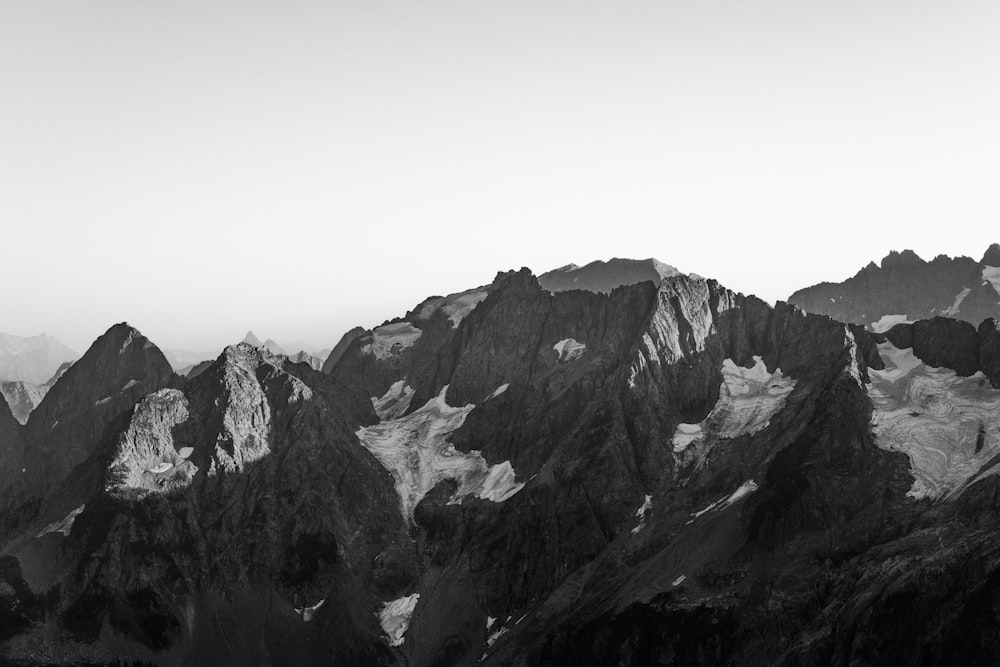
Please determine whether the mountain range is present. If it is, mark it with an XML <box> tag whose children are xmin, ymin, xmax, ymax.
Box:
<box><xmin>2</xmin><ymin>249</ymin><xmax>1000</xmax><ymax>665</ymax></box>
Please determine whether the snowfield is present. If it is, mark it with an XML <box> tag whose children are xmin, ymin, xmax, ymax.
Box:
<box><xmin>356</xmin><ymin>386</ymin><xmax>525</xmax><ymax>521</ymax></box>
<box><xmin>672</xmin><ymin>357</ymin><xmax>796</xmax><ymax>454</ymax></box>
<box><xmin>869</xmin><ymin>342</ymin><xmax>1000</xmax><ymax>500</ymax></box>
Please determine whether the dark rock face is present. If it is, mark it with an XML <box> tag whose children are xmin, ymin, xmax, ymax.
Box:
<box><xmin>537</xmin><ymin>257</ymin><xmax>680</xmax><ymax>294</ymax></box>
<box><xmin>3</xmin><ymin>269</ymin><xmax>1000</xmax><ymax>665</ymax></box>
<box><xmin>788</xmin><ymin>246</ymin><xmax>1000</xmax><ymax>328</ymax></box>
<box><xmin>885</xmin><ymin>316</ymin><xmax>1000</xmax><ymax>387</ymax></box>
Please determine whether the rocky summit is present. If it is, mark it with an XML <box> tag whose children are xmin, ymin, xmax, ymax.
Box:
<box><xmin>3</xmin><ymin>262</ymin><xmax>1000</xmax><ymax>666</ymax></box>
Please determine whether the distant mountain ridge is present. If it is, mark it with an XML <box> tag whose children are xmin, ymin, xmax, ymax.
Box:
<box><xmin>0</xmin><ymin>361</ymin><xmax>72</xmax><ymax>424</ymax></box>
<box><xmin>0</xmin><ymin>332</ymin><xmax>77</xmax><ymax>384</ymax></box>
<box><xmin>788</xmin><ymin>244</ymin><xmax>1000</xmax><ymax>330</ymax></box>
<box><xmin>537</xmin><ymin>257</ymin><xmax>680</xmax><ymax>294</ymax></box>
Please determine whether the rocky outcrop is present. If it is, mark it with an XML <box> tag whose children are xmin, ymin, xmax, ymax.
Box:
<box><xmin>538</xmin><ymin>257</ymin><xmax>680</xmax><ymax>294</ymax></box>
<box><xmin>788</xmin><ymin>246</ymin><xmax>1000</xmax><ymax>328</ymax></box>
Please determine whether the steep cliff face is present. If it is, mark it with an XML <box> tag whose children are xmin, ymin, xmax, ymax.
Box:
<box><xmin>788</xmin><ymin>246</ymin><xmax>1000</xmax><ymax>329</ymax></box>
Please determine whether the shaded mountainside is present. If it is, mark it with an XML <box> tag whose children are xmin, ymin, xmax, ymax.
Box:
<box><xmin>2</xmin><ymin>268</ymin><xmax>1000</xmax><ymax>665</ymax></box>
<box><xmin>788</xmin><ymin>245</ymin><xmax>1000</xmax><ymax>330</ymax></box>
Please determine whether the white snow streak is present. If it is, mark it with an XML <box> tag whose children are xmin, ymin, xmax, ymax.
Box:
<box><xmin>690</xmin><ymin>480</ymin><xmax>759</xmax><ymax>519</ymax></box>
<box><xmin>488</xmin><ymin>383</ymin><xmax>510</xmax><ymax>400</ymax></box>
<box><xmin>36</xmin><ymin>505</ymin><xmax>85</xmax><ymax>538</ymax></box>
<box><xmin>943</xmin><ymin>288</ymin><xmax>972</xmax><ymax>317</ymax></box>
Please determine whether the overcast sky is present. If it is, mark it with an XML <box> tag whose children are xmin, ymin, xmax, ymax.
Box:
<box><xmin>2</xmin><ymin>0</ymin><xmax>999</xmax><ymax>354</ymax></box>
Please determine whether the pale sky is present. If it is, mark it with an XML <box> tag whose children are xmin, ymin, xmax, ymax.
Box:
<box><xmin>2</xmin><ymin>1</ymin><xmax>999</xmax><ymax>354</ymax></box>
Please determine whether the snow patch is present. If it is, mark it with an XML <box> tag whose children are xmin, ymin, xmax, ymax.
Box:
<box><xmin>372</xmin><ymin>380</ymin><xmax>415</xmax><ymax>420</ymax></box>
<box><xmin>148</xmin><ymin>462</ymin><xmax>173</xmax><ymax>474</ymax></box>
<box><xmin>177</xmin><ymin>446</ymin><xmax>194</xmax><ymax>459</ymax></box>
<box><xmin>871</xmin><ymin>314</ymin><xmax>911</xmax><ymax>333</ymax></box>
<box><xmin>478</xmin><ymin>461</ymin><xmax>525</xmax><ymax>502</ymax></box>
<box><xmin>362</xmin><ymin>322</ymin><xmax>422</xmax><ymax>360</ymax></box>
<box><xmin>36</xmin><ymin>505</ymin><xmax>85</xmax><ymax>538</ymax></box>
<box><xmin>442</xmin><ymin>290</ymin><xmax>489</xmax><ymax>327</ymax></box>
<box><xmin>983</xmin><ymin>265</ymin><xmax>1000</xmax><ymax>296</ymax></box>
<box><xmin>378</xmin><ymin>594</ymin><xmax>419</xmax><ymax>647</ymax></box>
<box><xmin>488</xmin><ymin>383</ymin><xmax>510</xmax><ymax>400</ymax></box>
<box><xmin>869</xmin><ymin>341</ymin><xmax>1000</xmax><ymax>499</ymax></box>
<box><xmin>942</xmin><ymin>288</ymin><xmax>972</xmax><ymax>317</ymax></box>
<box><xmin>295</xmin><ymin>598</ymin><xmax>325</xmax><ymax>622</ymax></box>
<box><xmin>553</xmin><ymin>338</ymin><xmax>586</xmax><ymax>363</ymax></box>
<box><xmin>672</xmin><ymin>575</ymin><xmax>686</xmax><ymax>587</ymax></box>
<box><xmin>631</xmin><ymin>494</ymin><xmax>653</xmax><ymax>534</ymax></box>
<box><xmin>95</xmin><ymin>396</ymin><xmax>111</xmax><ymax>406</ymax></box>
<box><xmin>122</xmin><ymin>380</ymin><xmax>141</xmax><ymax>391</ymax></box>
<box><xmin>416</xmin><ymin>288</ymin><xmax>489</xmax><ymax>327</ymax></box>
<box><xmin>356</xmin><ymin>386</ymin><xmax>525</xmax><ymax>521</ymax></box>
<box><xmin>671</xmin><ymin>357</ymin><xmax>795</xmax><ymax>454</ymax></box>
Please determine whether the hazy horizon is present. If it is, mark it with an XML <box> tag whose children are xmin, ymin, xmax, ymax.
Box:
<box><xmin>3</xmin><ymin>1</ymin><xmax>999</xmax><ymax>353</ymax></box>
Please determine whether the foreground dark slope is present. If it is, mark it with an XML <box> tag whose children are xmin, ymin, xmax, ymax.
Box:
<box><xmin>1</xmin><ymin>269</ymin><xmax>1000</xmax><ymax>665</ymax></box>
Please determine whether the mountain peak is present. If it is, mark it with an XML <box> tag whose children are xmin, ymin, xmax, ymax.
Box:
<box><xmin>243</xmin><ymin>330</ymin><xmax>264</xmax><ymax>347</ymax></box>
<box><xmin>880</xmin><ymin>249</ymin><xmax>925</xmax><ymax>269</ymax></box>
<box><xmin>538</xmin><ymin>257</ymin><xmax>681</xmax><ymax>294</ymax></box>
<box><xmin>982</xmin><ymin>243</ymin><xmax>1000</xmax><ymax>266</ymax></box>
